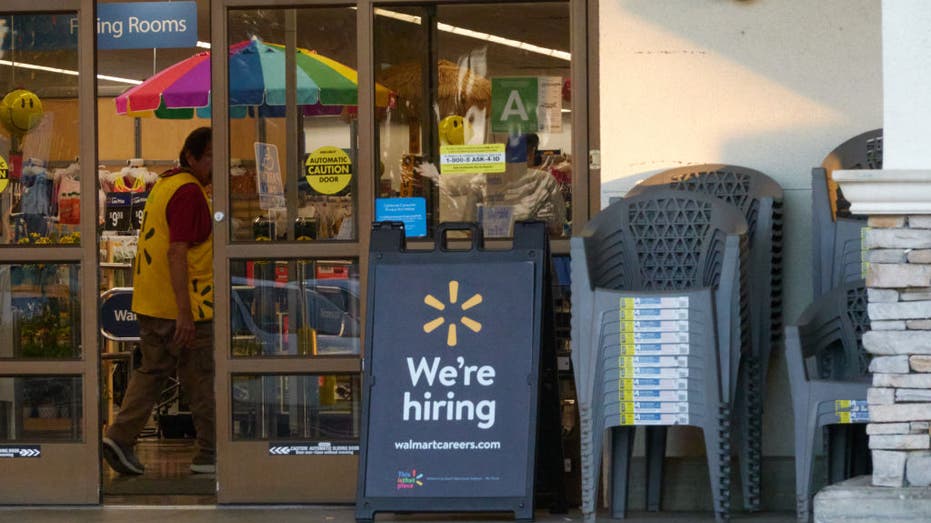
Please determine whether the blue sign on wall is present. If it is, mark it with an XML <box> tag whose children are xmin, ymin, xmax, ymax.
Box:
<box><xmin>375</xmin><ymin>198</ymin><xmax>427</xmax><ymax>238</ymax></box>
<box><xmin>0</xmin><ymin>2</ymin><xmax>197</xmax><ymax>51</ymax></box>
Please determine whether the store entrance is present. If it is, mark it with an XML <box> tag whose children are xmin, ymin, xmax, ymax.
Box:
<box><xmin>97</xmin><ymin>149</ymin><xmax>217</xmax><ymax>502</ymax></box>
<box><xmin>95</xmin><ymin>0</ymin><xmax>369</xmax><ymax>504</ymax></box>
<box><xmin>90</xmin><ymin>0</ymin><xmax>584</xmax><ymax>506</ymax></box>
<box><xmin>95</xmin><ymin>0</ymin><xmax>217</xmax><ymax>500</ymax></box>
<box><xmin>99</xmin><ymin>285</ymin><xmax>216</xmax><ymax>501</ymax></box>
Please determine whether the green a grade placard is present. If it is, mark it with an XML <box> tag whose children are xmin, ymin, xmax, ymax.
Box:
<box><xmin>491</xmin><ymin>77</ymin><xmax>538</xmax><ymax>134</ymax></box>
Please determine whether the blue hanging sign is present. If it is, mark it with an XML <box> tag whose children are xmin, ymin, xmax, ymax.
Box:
<box><xmin>0</xmin><ymin>2</ymin><xmax>197</xmax><ymax>52</ymax></box>
<box><xmin>96</xmin><ymin>2</ymin><xmax>198</xmax><ymax>50</ymax></box>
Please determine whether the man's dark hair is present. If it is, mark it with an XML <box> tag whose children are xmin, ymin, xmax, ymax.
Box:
<box><xmin>179</xmin><ymin>127</ymin><xmax>212</xmax><ymax>168</ymax></box>
<box><xmin>525</xmin><ymin>133</ymin><xmax>540</xmax><ymax>150</ymax></box>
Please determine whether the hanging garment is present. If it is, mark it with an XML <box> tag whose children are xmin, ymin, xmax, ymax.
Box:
<box><xmin>21</xmin><ymin>159</ymin><xmax>53</xmax><ymax>236</ymax></box>
<box><xmin>57</xmin><ymin>173</ymin><xmax>81</xmax><ymax>225</ymax></box>
<box><xmin>112</xmin><ymin>173</ymin><xmax>147</xmax><ymax>193</ymax></box>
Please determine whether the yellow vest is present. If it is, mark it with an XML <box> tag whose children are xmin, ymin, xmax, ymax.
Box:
<box><xmin>131</xmin><ymin>171</ymin><xmax>213</xmax><ymax>321</ymax></box>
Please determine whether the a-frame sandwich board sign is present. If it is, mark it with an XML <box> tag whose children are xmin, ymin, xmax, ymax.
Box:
<box><xmin>356</xmin><ymin>221</ymin><xmax>548</xmax><ymax>521</ymax></box>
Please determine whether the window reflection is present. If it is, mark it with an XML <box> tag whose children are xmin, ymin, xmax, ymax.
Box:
<box><xmin>227</xmin><ymin>8</ymin><xmax>363</xmax><ymax>242</ymax></box>
<box><xmin>374</xmin><ymin>3</ymin><xmax>572</xmax><ymax>239</ymax></box>
<box><xmin>230</xmin><ymin>259</ymin><xmax>360</xmax><ymax>357</ymax></box>
<box><xmin>0</xmin><ymin>263</ymin><xmax>81</xmax><ymax>359</ymax></box>
<box><xmin>232</xmin><ymin>374</ymin><xmax>360</xmax><ymax>442</ymax></box>
<box><xmin>0</xmin><ymin>376</ymin><xmax>82</xmax><ymax>442</ymax></box>
<box><xmin>1</xmin><ymin>13</ymin><xmax>82</xmax><ymax>246</ymax></box>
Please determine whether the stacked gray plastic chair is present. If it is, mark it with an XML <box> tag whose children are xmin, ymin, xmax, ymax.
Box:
<box><xmin>812</xmin><ymin>129</ymin><xmax>882</xmax><ymax>299</ymax></box>
<box><xmin>571</xmin><ymin>190</ymin><xmax>749</xmax><ymax>523</ymax></box>
<box><xmin>811</xmin><ymin>130</ymin><xmax>881</xmax><ymax>486</ymax></box>
<box><xmin>785</xmin><ymin>279</ymin><xmax>871</xmax><ymax>522</ymax></box>
<box><xmin>626</xmin><ymin>164</ymin><xmax>783</xmax><ymax>511</ymax></box>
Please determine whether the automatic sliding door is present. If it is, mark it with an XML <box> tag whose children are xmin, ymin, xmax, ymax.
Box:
<box><xmin>0</xmin><ymin>0</ymin><xmax>99</xmax><ymax>504</ymax></box>
<box><xmin>215</xmin><ymin>3</ymin><xmax>364</xmax><ymax>503</ymax></box>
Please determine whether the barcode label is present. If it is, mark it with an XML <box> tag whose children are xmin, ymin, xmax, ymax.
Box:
<box><xmin>620</xmin><ymin>412</ymin><xmax>690</xmax><ymax>426</ymax></box>
<box><xmin>621</xmin><ymin>297</ymin><xmax>690</xmax><ymax>309</ymax></box>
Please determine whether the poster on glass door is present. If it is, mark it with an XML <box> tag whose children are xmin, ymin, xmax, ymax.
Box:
<box><xmin>254</xmin><ymin>142</ymin><xmax>286</xmax><ymax>210</ymax></box>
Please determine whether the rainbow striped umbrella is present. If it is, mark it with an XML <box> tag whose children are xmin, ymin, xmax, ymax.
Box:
<box><xmin>115</xmin><ymin>38</ymin><xmax>392</xmax><ymax>119</ymax></box>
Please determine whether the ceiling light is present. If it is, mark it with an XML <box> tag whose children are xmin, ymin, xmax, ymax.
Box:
<box><xmin>0</xmin><ymin>59</ymin><xmax>142</xmax><ymax>85</ymax></box>
<box><xmin>373</xmin><ymin>8</ymin><xmax>571</xmax><ymax>61</ymax></box>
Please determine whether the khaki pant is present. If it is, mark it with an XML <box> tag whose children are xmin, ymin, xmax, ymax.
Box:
<box><xmin>107</xmin><ymin>315</ymin><xmax>215</xmax><ymax>456</ymax></box>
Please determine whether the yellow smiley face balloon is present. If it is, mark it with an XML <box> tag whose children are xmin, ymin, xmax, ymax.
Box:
<box><xmin>0</xmin><ymin>89</ymin><xmax>44</xmax><ymax>136</ymax></box>
<box><xmin>438</xmin><ymin>115</ymin><xmax>466</xmax><ymax>146</ymax></box>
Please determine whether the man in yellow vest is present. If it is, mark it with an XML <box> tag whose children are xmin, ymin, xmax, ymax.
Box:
<box><xmin>103</xmin><ymin>127</ymin><xmax>215</xmax><ymax>475</ymax></box>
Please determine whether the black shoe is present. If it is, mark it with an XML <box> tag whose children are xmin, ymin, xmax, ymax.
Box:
<box><xmin>190</xmin><ymin>451</ymin><xmax>216</xmax><ymax>474</ymax></box>
<box><xmin>102</xmin><ymin>436</ymin><xmax>145</xmax><ymax>475</ymax></box>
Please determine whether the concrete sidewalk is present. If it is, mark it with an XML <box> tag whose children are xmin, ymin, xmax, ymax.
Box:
<box><xmin>0</xmin><ymin>506</ymin><xmax>797</xmax><ymax>522</ymax></box>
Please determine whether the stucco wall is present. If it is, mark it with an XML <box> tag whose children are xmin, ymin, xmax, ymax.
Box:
<box><xmin>599</xmin><ymin>0</ymin><xmax>882</xmax><ymax>457</ymax></box>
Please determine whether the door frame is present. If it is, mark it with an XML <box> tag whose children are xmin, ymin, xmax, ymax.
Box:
<box><xmin>0</xmin><ymin>0</ymin><xmax>600</xmax><ymax>506</ymax></box>
<box><xmin>212</xmin><ymin>0</ymin><xmax>367</xmax><ymax>503</ymax></box>
<box><xmin>0</xmin><ymin>0</ymin><xmax>99</xmax><ymax>504</ymax></box>
<box><xmin>211</xmin><ymin>0</ymin><xmax>595</xmax><ymax>503</ymax></box>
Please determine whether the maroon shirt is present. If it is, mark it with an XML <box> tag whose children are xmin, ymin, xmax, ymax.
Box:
<box><xmin>166</xmin><ymin>182</ymin><xmax>212</xmax><ymax>244</ymax></box>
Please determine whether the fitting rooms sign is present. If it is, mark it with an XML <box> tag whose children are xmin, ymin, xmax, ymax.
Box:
<box><xmin>0</xmin><ymin>2</ymin><xmax>196</xmax><ymax>51</ymax></box>
<box><xmin>93</xmin><ymin>2</ymin><xmax>197</xmax><ymax>49</ymax></box>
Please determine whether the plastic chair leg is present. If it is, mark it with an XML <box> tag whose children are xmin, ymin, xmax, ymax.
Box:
<box><xmin>703</xmin><ymin>403</ymin><xmax>732</xmax><ymax>523</ymax></box>
<box><xmin>610</xmin><ymin>426</ymin><xmax>635</xmax><ymax>518</ymax></box>
<box><xmin>579</xmin><ymin>404</ymin><xmax>598</xmax><ymax>520</ymax></box>
<box><xmin>645</xmin><ymin>426</ymin><xmax>667</xmax><ymax>512</ymax></box>
<box><xmin>795</xmin><ymin>406</ymin><xmax>819</xmax><ymax>523</ymax></box>
<box><xmin>736</xmin><ymin>357</ymin><xmax>763</xmax><ymax>511</ymax></box>
<box><xmin>827</xmin><ymin>425</ymin><xmax>851</xmax><ymax>484</ymax></box>
<box><xmin>850</xmin><ymin>425</ymin><xmax>872</xmax><ymax>477</ymax></box>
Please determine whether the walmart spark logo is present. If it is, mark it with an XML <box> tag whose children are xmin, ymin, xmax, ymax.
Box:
<box><xmin>423</xmin><ymin>280</ymin><xmax>483</xmax><ymax>347</ymax></box>
<box><xmin>397</xmin><ymin>469</ymin><xmax>424</xmax><ymax>489</ymax></box>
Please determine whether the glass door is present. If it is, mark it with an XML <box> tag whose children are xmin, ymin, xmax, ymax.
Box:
<box><xmin>373</xmin><ymin>2</ymin><xmax>577</xmax><ymax>243</ymax></box>
<box><xmin>0</xmin><ymin>0</ymin><xmax>100</xmax><ymax>504</ymax></box>
<box><xmin>211</xmin><ymin>0</ymin><xmax>587</xmax><ymax>504</ymax></box>
<box><xmin>214</xmin><ymin>0</ymin><xmax>366</xmax><ymax>503</ymax></box>
<box><xmin>95</xmin><ymin>0</ymin><xmax>217</xmax><ymax>500</ymax></box>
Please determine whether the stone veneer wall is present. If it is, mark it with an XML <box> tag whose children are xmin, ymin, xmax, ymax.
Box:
<box><xmin>864</xmin><ymin>215</ymin><xmax>931</xmax><ymax>487</ymax></box>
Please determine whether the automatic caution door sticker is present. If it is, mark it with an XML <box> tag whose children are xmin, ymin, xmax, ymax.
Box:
<box><xmin>0</xmin><ymin>155</ymin><xmax>9</xmax><ymax>194</ymax></box>
<box><xmin>305</xmin><ymin>145</ymin><xmax>352</xmax><ymax>194</ymax></box>
<box><xmin>269</xmin><ymin>442</ymin><xmax>359</xmax><ymax>456</ymax></box>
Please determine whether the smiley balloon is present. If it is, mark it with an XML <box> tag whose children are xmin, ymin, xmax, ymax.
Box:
<box><xmin>438</xmin><ymin>115</ymin><xmax>466</xmax><ymax>146</ymax></box>
<box><xmin>0</xmin><ymin>89</ymin><xmax>44</xmax><ymax>136</ymax></box>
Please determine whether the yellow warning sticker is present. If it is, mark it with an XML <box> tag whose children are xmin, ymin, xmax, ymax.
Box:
<box><xmin>439</xmin><ymin>144</ymin><xmax>505</xmax><ymax>174</ymax></box>
<box><xmin>0</xmin><ymin>155</ymin><xmax>8</xmax><ymax>194</ymax></box>
<box><xmin>305</xmin><ymin>146</ymin><xmax>352</xmax><ymax>194</ymax></box>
